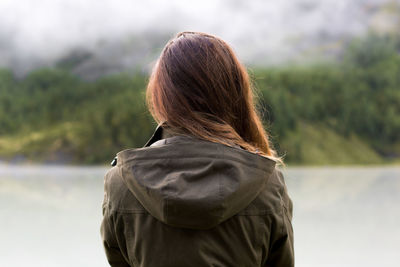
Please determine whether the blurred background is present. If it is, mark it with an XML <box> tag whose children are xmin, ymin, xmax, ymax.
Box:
<box><xmin>0</xmin><ymin>0</ymin><xmax>399</xmax><ymax>266</ymax></box>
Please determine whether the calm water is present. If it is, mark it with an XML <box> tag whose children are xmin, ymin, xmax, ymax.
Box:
<box><xmin>0</xmin><ymin>164</ymin><xmax>399</xmax><ymax>267</ymax></box>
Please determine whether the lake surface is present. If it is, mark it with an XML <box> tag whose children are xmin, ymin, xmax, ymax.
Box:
<box><xmin>0</xmin><ymin>164</ymin><xmax>399</xmax><ymax>267</ymax></box>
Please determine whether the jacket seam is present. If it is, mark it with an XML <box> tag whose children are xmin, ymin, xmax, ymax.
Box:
<box><xmin>257</xmin><ymin>215</ymin><xmax>264</xmax><ymax>266</ymax></box>
<box><xmin>122</xmin><ymin>155</ymin><xmax>274</xmax><ymax>172</ymax></box>
<box><xmin>218</xmin><ymin>144</ymin><xmax>224</xmax><ymax>221</ymax></box>
<box><xmin>111</xmin><ymin>210</ymin><xmax>282</xmax><ymax>217</ymax></box>
<box><xmin>279</xmin><ymin>184</ymin><xmax>286</xmax><ymax>235</ymax></box>
<box><xmin>237</xmin><ymin>209</ymin><xmax>279</xmax><ymax>216</ymax></box>
<box><xmin>110</xmin><ymin>209</ymin><xmax>148</xmax><ymax>214</ymax></box>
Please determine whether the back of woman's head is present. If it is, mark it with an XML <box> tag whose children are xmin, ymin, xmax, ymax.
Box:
<box><xmin>147</xmin><ymin>31</ymin><xmax>280</xmax><ymax>162</ymax></box>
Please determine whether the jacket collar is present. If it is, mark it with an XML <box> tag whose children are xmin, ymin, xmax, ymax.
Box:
<box><xmin>143</xmin><ymin>124</ymin><xmax>164</xmax><ymax>147</ymax></box>
<box><xmin>111</xmin><ymin>124</ymin><xmax>183</xmax><ymax>166</ymax></box>
<box><xmin>143</xmin><ymin>123</ymin><xmax>183</xmax><ymax>147</ymax></box>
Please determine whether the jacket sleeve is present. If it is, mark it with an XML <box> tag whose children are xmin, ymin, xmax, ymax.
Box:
<box><xmin>101</xmin><ymin>170</ymin><xmax>130</xmax><ymax>267</ymax></box>
<box><xmin>263</xmin><ymin>170</ymin><xmax>295</xmax><ymax>267</ymax></box>
<box><xmin>263</xmin><ymin>208</ymin><xmax>294</xmax><ymax>267</ymax></box>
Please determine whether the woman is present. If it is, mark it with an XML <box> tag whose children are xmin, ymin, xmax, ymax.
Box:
<box><xmin>101</xmin><ymin>31</ymin><xmax>294</xmax><ymax>267</ymax></box>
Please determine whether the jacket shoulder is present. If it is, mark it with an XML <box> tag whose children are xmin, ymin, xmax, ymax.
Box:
<box><xmin>248</xmin><ymin>168</ymin><xmax>294</xmax><ymax>267</ymax></box>
<box><xmin>103</xmin><ymin>166</ymin><xmax>146</xmax><ymax>213</ymax></box>
<box><xmin>238</xmin><ymin>168</ymin><xmax>292</xmax><ymax>217</ymax></box>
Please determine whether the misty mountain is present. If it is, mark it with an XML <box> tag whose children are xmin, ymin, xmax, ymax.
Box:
<box><xmin>54</xmin><ymin>31</ymin><xmax>170</xmax><ymax>80</ymax></box>
<box><xmin>0</xmin><ymin>0</ymin><xmax>399</xmax><ymax>79</ymax></box>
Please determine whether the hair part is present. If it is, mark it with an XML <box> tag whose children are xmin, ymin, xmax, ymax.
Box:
<box><xmin>146</xmin><ymin>31</ymin><xmax>282</xmax><ymax>164</ymax></box>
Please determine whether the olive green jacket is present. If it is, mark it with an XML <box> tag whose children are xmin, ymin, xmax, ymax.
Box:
<box><xmin>101</xmin><ymin>125</ymin><xmax>294</xmax><ymax>267</ymax></box>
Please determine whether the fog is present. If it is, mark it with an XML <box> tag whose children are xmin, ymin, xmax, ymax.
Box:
<box><xmin>0</xmin><ymin>0</ymin><xmax>398</xmax><ymax>77</ymax></box>
<box><xmin>1</xmin><ymin>165</ymin><xmax>399</xmax><ymax>266</ymax></box>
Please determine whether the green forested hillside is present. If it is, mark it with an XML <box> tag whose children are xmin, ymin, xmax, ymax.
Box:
<box><xmin>0</xmin><ymin>34</ymin><xmax>399</xmax><ymax>165</ymax></box>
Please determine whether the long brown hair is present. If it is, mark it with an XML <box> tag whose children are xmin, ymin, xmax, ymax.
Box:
<box><xmin>146</xmin><ymin>31</ymin><xmax>280</xmax><ymax>162</ymax></box>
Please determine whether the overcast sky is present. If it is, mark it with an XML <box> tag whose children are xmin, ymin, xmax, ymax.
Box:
<box><xmin>0</xmin><ymin>0</ymin><xmax>398</xmax><ymax>75</ymax></box>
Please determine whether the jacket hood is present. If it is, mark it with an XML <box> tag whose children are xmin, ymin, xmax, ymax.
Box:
<box><xmin>116</xmin><ymin>127</ymin><xmax>276</xmax><ymax>230</ymax></box>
